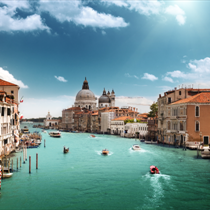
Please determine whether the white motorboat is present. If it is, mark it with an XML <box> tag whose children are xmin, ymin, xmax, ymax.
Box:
<box><xmin>42</xmin><ymin>130</ymin><xmax>47</xmax><ymax>133</ymax></box>
<box><xmin>3</xmin><ymin>173</ymin><xmax>13</xmax><ymax>178</ymax></box>
<box><xmin>132</xmin><ymin>144</ymin><xmax>141</xmax><ymax>150</ymax></box>
<box><xmin>21</xmin><ymin>126</ymin><xmax>30</xmax><ymax>134</ymax></box>
<box><xmin>49</xmin><ymin>131</ymin><xmax>61</xmax><ymax>138</ymax></box>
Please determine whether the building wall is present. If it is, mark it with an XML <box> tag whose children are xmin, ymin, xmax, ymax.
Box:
<box><xmin>187</xmin><ymin>105</ymin><xmax>210</xmax><ymax>143</ymax></box>
<box><xmin>0</xmin><ymin>86</ymin><xmax>19</xmax><ymax>103</ymax></box>
<box><xmin>101</xmin><ymin>112</ymin><xmax>115</xmax><ymax>132</ymax></box>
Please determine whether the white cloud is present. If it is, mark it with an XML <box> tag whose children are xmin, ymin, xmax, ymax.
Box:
<box><xmin>115</xmin><ymin>96</ymin><xmax>154</xmax><ymax>113</ymax></box>
<box><xmin>188</xmin><ymin>57</ymin><xmax>210</xmax><ymax>73</ymax></box>
<box><xmin>19</xmin><ymin>95</ymin><xmax>75</xmax><ymax>118</ymax></box>
<box><xmin>0</xmin><ymin>1</ymin><xmax>49</xmax><ymax>32</ymax></box>
<box><xmin>55</xmin><ymin>76</ymin><xmax>67</xmax><ymax>82</ymax></box>
<box><xmin>165</xmin><ymin>5</ymin><xmax>186</xmax><ymax>25</ymax></box>
<box><xmin>39</xmin><ymin>0</ymin><xmax>129</xmax><ymax>29</ymax></box>
<box><xmin>125</xmin><ymin>73</ymin><xmax>139</xmax><ymax>79</ymax></box>
<box><xmin>142</xmin><ymin>73</ymin><xmax>158</xmax><ymax>81</ymax></box>
<box><xmin>102</xmin><ymin>0</ymin><xmax>163</xmax><ymax>15</ymax></box>
<box><xmin>163</xmin><ymin>76</ymin><xmax>174</xmax><ymax>83</ymax></box>
<box><xmin>0</xmin><ymin>67</ymin><xmax>28</xmax><ymax>88</ymax></box>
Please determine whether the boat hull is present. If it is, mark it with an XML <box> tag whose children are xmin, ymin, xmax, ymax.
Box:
<box><xmin>150</xmin><ymin>165</ymin><xmax>159</xmax><ymax>174</ymax></box>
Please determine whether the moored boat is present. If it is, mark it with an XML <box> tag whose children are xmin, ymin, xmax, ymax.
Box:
<box><xmin>90</xmin><ymin>135</ymin><xmax>95</xmax><ymax>138</ymax></box>
<box><xmin>132</xmin><ymin>144</ymin><xmax>141</xmax><ymax>150</ymax></box>
<box><xmin>150</xmin><ymin>165</ymin><xmax>159</xmax><ymax>174</ymax></box>
<box><xmin>3</xmin><ymin>173</ymin><xmax>13</xmax><ymax>178</ymax></box>
<box><xmin>102</xmin><ymin>149</ymin><xmax>109</xmax><ymax>155</ymax></box>
<box><xmin>49</xmin><ymin>131</ymin><xmax>61</xmax><ymax>138</ymax></box>
<box><xmin>21</xmin><ymin>126</ymin><xmax>30</xmax><ymax>134</ymax></box>
<box><xmin>145</xmin><ymin>140</ymin><xmax>157</xmax><ymax>144</ymax></box>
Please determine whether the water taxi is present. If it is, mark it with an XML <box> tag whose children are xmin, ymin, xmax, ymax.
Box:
<box><xmin>21</xmin><ymin>126</ymin><xmax>30</xmax><ymax>134</ymax></box>
<box><xmin>49</xmin><ymin>131</ymin><xmax>61</xmax><ymax>138</ymax></box>
<box><xmin>3</xmin><ymin>173</ymin><xmax>13</xmax><ymax>178</ymax></box>
<box><xmin>132</xmin><ymin>144</ymin><xmax>141</xmax><ymax>150</ymax></box>
<box><xmin>101</xmin><ymin>149</ymin><xmax>109</xmax><ymax>155</ymax></box>
<box><xmin>90</xmin><ymin>135</ymin><xmax>95</xmax><ymax>138</ymax></box>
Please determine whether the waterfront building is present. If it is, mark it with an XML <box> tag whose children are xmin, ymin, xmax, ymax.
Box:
<box><xmin>74</xmin><ymin>78</ymin><xmax>97</xmax><ymax>110</ymax></box>
<box><xmin>147</xmin><ymin>117</ymin><xmax>158</xmax><ymax>141</ymax></box>
<box><xmin>165</xmin><ymin>92</ymin><xmax>210</xmax><ymax>146</ymax></box>
<box><xmin>110</xmin><ymin>116</ymin><xmax>133</xmax><ymax>136</ymax></box>
<box><xmin>44</xmin><ymin>112</ymin><xmax>60</xmax><ymax>127</ymax></box>
<box><xmin>91</xmin><ymin>111</ymin><xmax>100</xmax><ymax>133</ymax></box>
<box><xmin>101</xmin><ymin>111</ymin><xmax>115</xmax><ymax>133</ymax></box>
<box><xmin>157</xmin><ymin>87</ymin><xmax>210</xmax><ymax>143</ymax></box>
<box><xmin>125</xmin><ymin>122</ymin><xmax>148</xmax><ymax>138</ymax></box>
<box><xmin>0</xmin><ymin>90</ymin><xmax>17</xmax><ymax>156</ymax></box>
<box><xmin>98</xmin><ymin>89</ymin><xmax>115</xmax><ymax>108</ymax></box>
<box><xmin>62</xmin><ymin>107</ymin><xmax>81</xmax><ymax>130</ymax></box>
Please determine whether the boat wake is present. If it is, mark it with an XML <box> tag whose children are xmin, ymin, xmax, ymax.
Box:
<box><xmin>129</xmin><ymin>148</ymin><xmax>149</xmax><ymax>153</ymax></box>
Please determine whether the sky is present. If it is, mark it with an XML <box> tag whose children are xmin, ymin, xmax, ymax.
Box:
<box><xmin>1</xmin><ymin>0</ymin><xmax>210</xmax><ymax>118</ymax></box>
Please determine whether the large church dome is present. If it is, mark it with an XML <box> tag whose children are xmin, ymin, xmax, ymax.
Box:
<box><xmin>74</xmin><ymin>77</ymin><xmax>97</xmax><ymax>110</ymax></box>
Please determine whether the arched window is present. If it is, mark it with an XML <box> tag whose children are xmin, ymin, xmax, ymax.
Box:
<box><xmin>196</xmin><ymin>121</ymin><xmax>199</xmax><ymax>131</ymax></box>
<box><xmin>180</xmin><ymin>121</ymin><xmax>183</xmax><ymax>131</ymax></box>
<box><xmin>196</xmin><ymin>106</ymin><xmax>199</xmax><ymax>117</ymax></box>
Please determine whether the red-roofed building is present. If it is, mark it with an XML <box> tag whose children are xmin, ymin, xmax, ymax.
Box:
<box><xmin>158</xmin><ymin>87</ymin><xmax>210</xmax><ymax>144</ymax></box>
<box><xmin>164</xmin><ymin>92</ymin><xmax>210</xmax><ymax>146</ymax></box>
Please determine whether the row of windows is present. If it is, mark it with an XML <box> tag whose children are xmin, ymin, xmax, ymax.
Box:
<box><xmin>1</xmin><ymin>107</ymin><xmax>13</xmax><ymax>116</ymax></box>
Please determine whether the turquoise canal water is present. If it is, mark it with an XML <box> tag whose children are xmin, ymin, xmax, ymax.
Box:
<box><xmin>1</xmin><ymin>124</ymin><xmax>210</xmax><ymax>209</ymax></box>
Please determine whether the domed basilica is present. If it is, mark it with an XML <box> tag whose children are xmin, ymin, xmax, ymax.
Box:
<box><xmin>74</xmin><ymin>78</ymin><xmax>115</xmax><ymax>110</ymax></box>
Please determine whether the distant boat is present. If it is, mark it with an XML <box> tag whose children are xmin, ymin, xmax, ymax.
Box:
<box><xmin>63</xmin><ymin>147</ymin><xmax>69</xmax><ymax>154</ymax></box>
<box><xmin>49</xmin><ymin>131</ymin><xmax>61</xmax><ymax>138</ymax></box>
<box><xmin>145</xmin><ymin>140</ymin><xmax>157</xmax><ymax>144</ymax></box>
<box><xmin>132</xmin><ymin>144</ymin><xmax>141</xmax><ymax>150</ymax></box>
<box><xmin>90</xmin><ymin>135</ymin><xmax>95</xmax><ymax>138</ymax></box>
<box><xmin>101</xmin><ymin>149</ymin><xmax>109</xmax><ymax>155</ymax></box>
<box><xmin>21</xmin><ymin>126</ymin><xmax>30</xmax><ymax>134</ymax></box>
<box><xmin>150</xmin><ymin>165</ymin><xmax>159</xmax><ymax>174</ymax></box>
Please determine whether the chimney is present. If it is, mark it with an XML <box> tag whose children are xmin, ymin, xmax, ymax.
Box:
<box><xmin>159</xmin><ymin>94</ymin><xmax>161</xmax><ymax>98</ymax></box>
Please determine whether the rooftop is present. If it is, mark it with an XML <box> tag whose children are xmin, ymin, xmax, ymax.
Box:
<box><xmin>171</xmin><ymin>92</ymin><xmax>210</xmax><ymax>105</ymax></box>
<box><xmin>0</xmin><ymin>79</ymin><xmax>18</xmax><ymax>86</ymax></box>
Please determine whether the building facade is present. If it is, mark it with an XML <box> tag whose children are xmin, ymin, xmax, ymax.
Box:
<box><xmin>44</xmin><ymin>112</ymin><xmax>60</xmax><ymax>127</ymax></box>
<box><xmin>157</xmin><ymin>87</ymin><xmax>210</xmax><ymax>143</ymax></box>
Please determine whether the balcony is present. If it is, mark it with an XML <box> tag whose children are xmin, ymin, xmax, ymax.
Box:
<box><xmin>170</xmin><ymin>116</ymin><xmax>177</xmax><ymax>120</ymax></box>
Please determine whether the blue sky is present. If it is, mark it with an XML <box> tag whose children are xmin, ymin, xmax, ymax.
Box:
<box><xmin>0</xmin><ymin>0</ymin><xmax>210</xmax><ymax>118</ymax></box>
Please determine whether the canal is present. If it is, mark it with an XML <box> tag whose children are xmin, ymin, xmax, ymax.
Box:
<box><xmin>1</xmin><ymin>124</ymin><xmax>210</xmax><ymax>209</ymax></box>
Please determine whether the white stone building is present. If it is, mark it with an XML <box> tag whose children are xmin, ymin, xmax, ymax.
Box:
<box><xmin>125</xmin><ymin>123</ymin><xmax>148</xmax><ymax>138</ymax></box>
<box><xmin>0</xmin><ymin>91</ymin><xmax>16</xmax><ymax>156</ymax></box>
<box><xmin>101</xmin><ymin>111</ymin><xmax>115</xmax><ymax>133</ymax></box>
<box><xmin>44</xmin><ymin>112</ymin><xmax>59</xmax><ymax>127</ymax></box>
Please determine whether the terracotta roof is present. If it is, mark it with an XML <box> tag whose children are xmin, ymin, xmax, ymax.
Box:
<box><xmin>112</xmin><ymin>116</ymin><xmax>133</xmax><ymax>121</ymax></box>
<box><xmin>171</xmin><ymin>93</ymin><xmax>210</xmax><ymax>105</ymax></box>
<box><xmin>75</xmin><ymin>111</ymin><xmax>83</xmax><ymax>115</ymax></box>
<box><xmin>0</xmin><ymin>79</ymin><xmax>18</xmax><ymax>86</ymax></box>
<box><xmin>92</xmin><ymin>112</ymin><xmax>98</xmax><ymax>116</ymax></box>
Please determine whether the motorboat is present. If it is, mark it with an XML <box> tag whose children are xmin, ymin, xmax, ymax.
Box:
<box><xmin>150</xmin><ymin>165</ymin><xmax>159</xmax><ymax>174</ymax></box>
<box><xmin>21</xmin><ymin>126</ymin><xmax>30</xmax><ymax>134</ymax></box>
<box><xmin>3</xmin><ymin>173</ymin><xmax>13</xmax><ymax>178</ymax></box>
<box><xmin>63</xmin><ymin>147</ymin><xmax>69</xmax><ymax>154</ymax></box>
<box><xmin>102</xmin><ymin>149</ymin><xmax>109</xmax><ymax>155</ymax></box>
<box><xmin>132</xmin><ymin>144</ymin><xmax>141</xmax><ymax>150</ymax></box>
<box><xmin>140</xmin><ymin>139</ymin><xmax>145</xmax><ymax>142</ymax></box>
<box><xmin>90</xmin><ymin>135</ymin><xmax>95</xmax><ymax>138</ymax></box>
<box><xmin>49</xmin><ymin>131</ymin><xmax>61</xmax><ymax>138</ymax></box>
<box><xmin>42</xmin><ymin>130</ymin><xmax>47</xmax><ymax>133</ymax></box>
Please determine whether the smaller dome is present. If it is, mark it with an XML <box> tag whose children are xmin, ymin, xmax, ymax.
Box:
<box><xmin>99</xmin><ymin>88</ymin><xmax>111</xmax><ymax>103</ymax></box>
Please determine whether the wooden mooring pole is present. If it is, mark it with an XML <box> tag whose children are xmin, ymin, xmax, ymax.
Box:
<box><xmin>23</xmin><ymin>145</ymin><xmax>25</xmax><ymax>164</ymax></box>
<box><xmin>12</xmin><ymin>159</ymin><xmax>13</xmax><ymax>172</ymax></box>
<box><xmin>17</xmin><ymin>158</ymin><xmax>18</xmax><ymax>170</ymax></box>
<box><xmin>197</xmin><ymin>145</ymin><xmax>199</xmax><ymax>158</ymax></box>
<box><xmin>44</xmin><ymin>139</ymin><xmax>46</xmax><ymax>148</ymax></box>
<box><xmin>29</xmin><ymin>156</ymin><xmax>31</xmax><ymax>174</ymax></box>
<box><xmin>36</xmin><ymin>153</ymin><xmax>38</xmax><ymax>169</ymax></box>
<box><xmin>8</xmin><ymin>160</ymin><xmax>10</xmax><ymax>173</ymax></box>
<box><xmin>0</xmin><ymin>165</ymin><xmax>2</xmax><ymax>189</ymax></box>
<box><xmin>20</xmin><ymin>156</ymin><xmax>22</xmax><ymax>167</ymax></box>
<box><xmin>26</xmin><ymin>145</ymin><xmax>27</xmax><ymax>161</ymax></box>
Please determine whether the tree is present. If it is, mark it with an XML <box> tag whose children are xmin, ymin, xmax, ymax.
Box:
<box><xmin>148</xmin><ymin>102</ymin><xmax>158</xmax><ymax>118</ymax></box>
